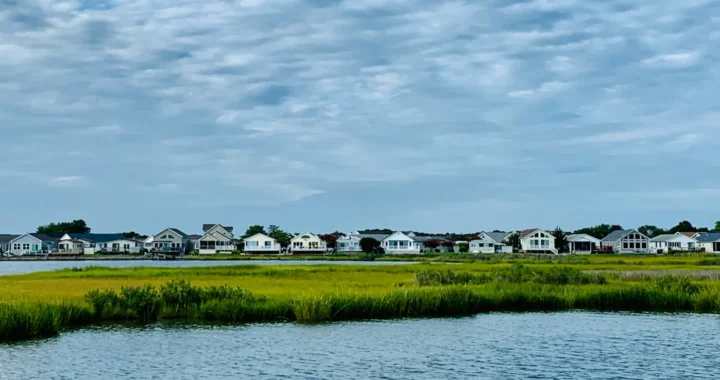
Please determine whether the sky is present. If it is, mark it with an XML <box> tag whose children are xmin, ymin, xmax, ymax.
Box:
<box><xmin>1</xmin><ymin>0</ymin><xmax>719</xmax><ymax>236</ymax></box>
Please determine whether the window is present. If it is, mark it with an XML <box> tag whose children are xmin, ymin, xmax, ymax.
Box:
<box><xmin>264</xmin><ymin>241</ymin><xmax>272</xmax><ymax>247</ymax></box>
<box><xmin>14</xmin><ymin>243</ymin><xmax>20</xmax><ymax>250</ymax></box>
<box><xmin>23</xmin><ymin>243</ymin><xmax>30</xmax><ymax>250</ymax></box>
<box><xmin>629</xmin><ymin>242</ymin><xmax>635</xmax><ymax>249</ymax></box>
<box><xmin>541</xmin><ymin>240</ymin><xmax>549</xmax><ymax>247</ymax></box>
<box><xmin>623</xmin><ymin>242</ymin><xmax>628</xmax><ymax>249</ymax></box>
<box><xmin>479</xmin><ymin>243</ymin><xmax>485</xmax><ymax>247</ymax></box>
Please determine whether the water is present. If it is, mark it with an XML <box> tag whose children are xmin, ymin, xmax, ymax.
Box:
<box><xmin>0</xmin><ymin>259</ymin><xmax>414</xmax><ymax>275</ymax></box>
<box><xmin>2</xmin><ymin>312</ymin><xmax>719</xmax><ymax>379</ymax></box>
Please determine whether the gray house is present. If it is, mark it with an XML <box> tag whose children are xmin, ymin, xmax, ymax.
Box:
<box><xmin>600</xmin><ymin>229</ymin><xmax>651</xmax><ymax>254</ymax></box>
<box><xmin>151</xmin><ymin>228</ymin><xmax>189</xmax><ymax>253</ymax></box>
<box><xmin>8</xmin><ymin>233</ymin><xmax>59</xmax><ymax>255</ymax></box>
<box><xmin>0</xmin><ymin>234</ymin><xmax>19</xmax><ymax>254</ymax></box>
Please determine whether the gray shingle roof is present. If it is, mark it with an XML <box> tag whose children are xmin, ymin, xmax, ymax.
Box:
<box><xmin>484</xmin><ymin>232</ymin><xmax>511</xmax><ymax>242</ymax></box>
<box><xmin>650</xmin><ymin>234</ymin><xmax>688</xmax><ymax>242</ymax></box>
<box><xmin>357</xmin><ymin>234</ymin><xmax>389</xmax><ymax>241</ymax></box>
<box><xmin>29</xmin><ymin>233</ymin><xmax>59</xmax><ymax>241</ymax></box>
<box><xmin>601</xmin><ymin>229</ymin><xmax>634</xmax><ymax>241</ymax></box>
<box><xmin>169</xmin><ymin>228</ymin><xmax>188</xmax><ymax>237</ymax></box>
<box><xmin>202</xmin><ymin>224</ymin><xmax>234</xmax><ymax>234</ymax></box>
<box><xmin>66</xmin><ymin>233</ymin><xmax>126</xmax><ymax>243</ymax></box>
<box><xmin>0</xmin><ymin>234</ymin><xmax>19</xmax><ymax>243</ymax></box>
<box><xmin>696</xmin><ymin>233</ymin><xmax>720</xmax><ymax>243</ymax></box>
<box><xmin>566</xmin><ymin>234</ymin><xmax>600</xmax><ymax>242</ymax></box>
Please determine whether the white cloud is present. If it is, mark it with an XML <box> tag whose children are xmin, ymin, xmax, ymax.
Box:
<box><xmin>643</xmin><ymin>52</ymin><xmax>702</xmax><ymax>68</ymax></box>
<box><xmin>49</xmin><ymin>176</ymin><xmax>85</xmax><ymax>187</ymax></box>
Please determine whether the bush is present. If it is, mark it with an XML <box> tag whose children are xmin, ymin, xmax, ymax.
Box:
<box><xmin>653</xmin><ymin>276</ymin><xmax>704</xmax><ymax>295</ymax></box>
<box><xmin>415</xmin><ymin>270</ymin><xmax>492</xmax><ymax>286</ymax></box>
<box><xmin>120</xmin><ymin>285</ymin><xmax>162</xmax><ymax>322</ymax></box>
<box><xmin>458</xmin><ymin>243</ymin><xmax>469</xmax><ymax>253</ymax></box>
<box><xmin>231</xmin><ymin>250</ymin><xmax>242</xmax><ymax>255</ymax></box>
<box><xmin>85</xmin><ymin>289</ymin><xmax>122</xmax><ymax>318</ymax></box>
<box><xmin>160</xmin><ymin>280</ymin><xmax>204</xmax><ymax>315</ymax></box>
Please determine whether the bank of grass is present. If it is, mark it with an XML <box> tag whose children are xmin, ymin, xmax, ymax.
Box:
<box><xmin>1</xmin><ymin>260</ymin><xmax>720</xmax><ymax>341</ymax></box>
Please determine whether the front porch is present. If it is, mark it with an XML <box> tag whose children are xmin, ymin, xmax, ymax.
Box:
<box><xmin>569</xmin><ymin>241</ymin><xmax>596</xmax><ymax>253</ymax></box>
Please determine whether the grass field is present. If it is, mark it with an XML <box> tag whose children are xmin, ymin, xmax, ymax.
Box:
<box><xmin>1</xmin><ymin>254</ymin><xmax>720</xmax><ymax>341</ymax></box>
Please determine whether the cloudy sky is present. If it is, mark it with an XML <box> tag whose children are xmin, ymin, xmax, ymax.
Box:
<box><xmin>1</xmin><ymin>0</ymin><xmax>719</xmax><ymax>235</ymax></box>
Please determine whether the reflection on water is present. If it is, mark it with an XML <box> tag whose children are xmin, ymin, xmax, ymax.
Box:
<box><xmin>1</xmin><ymin>312</ymin><xmax>719</xmax><ymax>379</ymax></box>
<box><xmin>0</xmin><ymin>259</ymin><xmax>414</xmax><ymax>275</ymax></box>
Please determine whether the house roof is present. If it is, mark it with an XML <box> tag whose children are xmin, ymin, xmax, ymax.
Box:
<box><xmin>484</xmin><ymin>232</ymin><xmax>511</xmax><ymax>242</ymax></box>
<box><xmin>519</xmin><ymin>229</ymin><xmax>540</xmax><ymax>238</ymax></box>
<box><xmin>601</xmin><ymin>229</ymin><xmax>635</xmax><ymax>241</ymax></box>
<box><xmin>65</xmin><ymin>233</ymin><xmax>126</xmax><ymax>243</ymax></box>
<box><xmin>356</xmin><ymin>233</ymin><xmax>389</xmax><ymax>241</ymax></box>
<box><xmin>168</xmin><ymin>228</ymin><xmax>188</xmax><ymax>237</ymax></box>
<box><xmin>677</xmin><ymin>232</ymin><xmax>698</xmax><ymax>237</ymax></box>
<box><xmin>696</xmin><ymin>233</ymin><xmax>720</xmax><ymax>243</ymax></box>
<box><xmin>243</xmin><ymin>233</ymin><xmax>276</xmax><ymax>241</ymax></box>
<box><xmin>29</xmin><ymin>233</ymin><xmax>59</xmax><ymax>242</ymax></box>
<box><xmin>650</xmin><ymin>234</ymin><xmax>690</xmax><ymax>242</ymax></box>
<box><xmin>202</xmin><ymin>224</ymin><xmax>234</xmax><ymax>234</ymax></box>
<box><xmin>0</xmin><ymin>234</ymin><xmax>19</xmax><ymax>243</ymax></box>
<box><xmin>566</xmin><ymin>234</ymin><xmax>600</xmax><ymax>242</ymax></box>
<box><xmin>188</xmin><ymin>234</ymin><xmax>202</xmax><ymax>240</ymax></box>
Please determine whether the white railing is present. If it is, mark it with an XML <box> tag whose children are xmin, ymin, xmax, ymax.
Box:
<box><xmin>245</xmin><ymin>245</ymin><xmax>281</xmax><ymax>251</ymax></box>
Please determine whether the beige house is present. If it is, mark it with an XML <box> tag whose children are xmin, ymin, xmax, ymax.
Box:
<box><xmin>243</xmin><ymin>233</ymin><xmax>282</xmax><ymax>254</ymax></box>
<box><xmin>197</xmin><ymin>224</ymin><xmax>235</xmax><ymax>254</ymax></box>
<box><xmin>290</xmin><ymin>232</ymin><xmax>327</xmax><ymax>255</ymax></box>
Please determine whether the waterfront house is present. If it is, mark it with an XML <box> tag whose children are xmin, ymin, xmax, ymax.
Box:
<box><xmin>696</xmin><ymin>233</ymin><xmax>720</xmax><ymax>253</ymax></box>
<box><xmin>151</xmin><ymin>228</ymin><xmax>189</xmax><ymax>253</ymax></box>
<box><xmin>600</xmin><ymin>229</ymin><xmax>651</xmax><ymax>254</ymax></box>
<box><xmin>197</xmin><ymin>224</ymin><xmax>235</xmax><ymax>254</ymax></box>
<box><xmin>336</xmin><ymin>234</ymin><xmax>362</xmax><ymax>253</ymax></box>
<box><xmin>519</xmin><ymin>229</ymin><xmax>557</xmax><ymax>254</ymax></box>
<box><xmin>290</xmin><ymin>232</ymin><xmax>327</xmax><ymax>255</ymax></box>
<box><xmin>650</xmin><ymin>234</ymin><xmax>698</xmax><ymax>253</ymax></box>
<box><xmin>0</xmin><ymin>234</ymin><xmax>19</xmax><ymax>254</ymax></box>
<box><xmin>8</xmin><ymin>234</ymin><xmax>59</xmax><ymax>255</ymax></box>
<box><xmin>57</xmin><ymin>233</ymin><xmax>135</xmax><ymax>254</ymax></box>
<box><xmin>243</xmin><ymin>233</ymin><xmax>282</xmax><ymax>254</ymax></box>
<box><xmin>382</xmin><ymin>231</ymin><xmax>422</xmax><ymax>254</ymax></box>
<box><xmin>566</xmin><ymin>234</ymin><xmax>601</xmax><ymax>254</ymax></box>
<box><xmin>469</xmin><ymin>232</ymin><xmax>513</xmax><ymax>254</ymax></box>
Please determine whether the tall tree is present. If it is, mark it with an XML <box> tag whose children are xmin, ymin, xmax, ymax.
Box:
<box><xmin>507</xmin><ymin>233</ymin><xmax>521</xmax><ymax>251</ymax></box>
<box><xmin>714</xmin><ymin>221</ymin><xmax>720</xmax><ymax>232</ymax></box>
<box><xmin>552</xmin><ymin>227</ymin><xmax>568</xmax><ymax>253</ymax></box>
<box><xmin>242</xmin><ymin>225</ymin><xmax>266</xmax><ymax>239</ymax></box>
<box><xmin>573</xmin><ymin>224</ymin><xmax>623</xmax><ymax>240</ymax></box>
<box><xmin>318</xmin><ymin>232</ymin><xmax>344</xmax><ymax>249</ymax></box>
<box><xmin>267</xmin><ymin>225</ymin><xmax>293</xmax><ymax>248</ymax></box>
<box><xmin>668</xmin><ymin>220</ymin><xmax>696</xmax><ymax>234</ymax></box>
<box><xmin>37</xmin><ymin>219</ymin><xmax>90</xmax><ymax>234</ymax></box>
<box><xmin>122</xmin><ymin>231</ymin><xmax>147</xmax><ymax>239</ymax></box>
<box><xmin>359</xmin><ymin>237</ymin><xmax>381</xmax><ymax>254</ymax></box>
<box><xmin>638</xmin><ymin>225</ymin><xmax>666</xmax><ymax>238</ymax></box>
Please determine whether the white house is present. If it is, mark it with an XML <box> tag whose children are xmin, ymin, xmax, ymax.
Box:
<box><xmin>382</xmin><ymin>231</ymin><xmax>422</xmax><ymax>255</ymax></box>
<box><xmin>336</xmin><ymin>234</ymin><xmax>362</xmax><ymax>253</ymax></box>
<box><xmin>197</xmin><ymin>224</ymin><xmax>235</xmax><ymax>254</ymax></box>
<box><xmin>57</xmin><ymin>233</ymin><xmax>135</xmax><ymax>254</ymax></box>
<box><xmin>9</xmin><ymin>234</ymin><xmax>58</xmax><ymax>255</ymax></box>
<box><xmin>600</xmin><ymin>229</ymin><xmax>651</xmax><ymax>254</ymax></box>
<box><xmin>0</xmin><ymin>234</ymin><xmax>19</xmax><ymax>254</ymax></box>
<box><xmin>290</xmin><ymin>233</ymin><xmax>327</xmax><ymax>255</ymax></box>
<box><xmin>519</xmin><ymin>229</ymin><xmax>557</xmax><ymax>254</ymax></box>
<box><xmin>151</xmin><ymin>228</ymin><xmax>189</xmax><ymax>254</ymax></box>
<box><xmin>243</xmin><ymin>233</ymin><xmax>282</xmax><ymax>254</ymax></box>
<box><xmin>566</xmin><ymin>234</ymin><xmax>601</xmax><ymax>254</ymax></box>
<box><xmin>469</xmin><ymin>232</ymin><xmax>513</xmax><ymax>254</ymax></box>
<box><xmin>696</xmin><ymin>233</ymin><xmax>720</xmax><ymax>253</ymax></box>
<box><xmin>650</xmin><ymin>234</ymin><xmax>698</xmax><ymax>253</ymax></box>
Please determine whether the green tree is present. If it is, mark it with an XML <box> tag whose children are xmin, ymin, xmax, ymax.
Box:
<box><xmin>37</xmin><ymin>219</ymin><xmax>90</xmax><ymax>234</ymax></box>
<box><xmin>507</xmin><ymin>233</ymin><xmax>521</xmax><ymax>251</ymax></box>
<box><xmin>359</xmin><ymin>237</ymin><xmax>381</xmax><ymax>254</ymax></box>
<box><xmin>638</xmin><ymin>225</ymin><xmax>666</xmax><ymax>238</ymax></box>
<box><xmin>714</xmin><ymin>221</ymin><xmax>720</xmax><ymax>232</ymax></box>
<box><xmin>122</xmin><ymin>231</ymin><xmax>147</xmax><ymax>239</ymax></box>
<box><xmin>242</xmin><ymin>225</ymin><xmax>266</xmax><ymax>239</ymax></box>
<box><xmin>573</xmin><ymin>224</ymin><xmax>623</xmax><ymax>240</ymax></box>
<box><xmin>552</xmin><ymin>227</ymin><xmax>568</xmax><ymax>253</ymax></box>
<box><xmin>268</xmin><ymin>225</ymin><xmax>292</xmax><ymax>248</ymax></box>
<box><xmin>668</xmin><ymin>221</ymin><xmax>695</xmax><ymax>234</ymax></box>
<box><xmin>458</xmin><ymin>242</ymin><xmax>469</xmax><ymax>253</ymax></box>
<box><xmin>319</xmin><ymin>232</ymin><xmax>344</xmax><ymax>249</ymax></box>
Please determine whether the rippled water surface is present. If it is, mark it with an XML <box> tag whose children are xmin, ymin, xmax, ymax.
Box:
<box><xmin>2</xmin><ymin>313</ymin><xmax>719</xmax><ymax>379</ymax></box>
<box><xmin>0</xmin><ymin>259</ymin><xmax>413</xmax><ymax>275</ymax></box>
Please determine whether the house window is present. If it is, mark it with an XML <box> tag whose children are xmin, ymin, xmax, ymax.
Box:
<box><xmin>623</xmin><ymin>242</ymin><xmax>628</xmax><ymax>249</ymax></box>
<box><xmin>264</xmin><ymin>241</ymin><xmax>272</xmax><ymax>247</ymax></box>
<box><xmin>23</xmin><ymin>243</ymin><xmax>30</xmax><ymax>250</ymax></box>
<box><xmin>629</xmin><ymin>242</ymin><xmax>635</xmax><ymax>249</ymax></box>
<box><xmin>14</xmin><ymin>243</ymin><xmax>20</xmax><ymax>250</ymax></box>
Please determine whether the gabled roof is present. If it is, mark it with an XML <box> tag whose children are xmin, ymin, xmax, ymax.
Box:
<box><xmin>678</xmin><ymin>231</ymin><xmax>699</xmax><ymax>237</ymax></box>
<box><xmin>29</xmin><ymin>233</ymin><xmax>58</xmax><ymax>242</ymax></box>
<box><xmin>188</xmin><ymin>234</ymin><xmax>203</xmax><ymax>240</ymax></box>
<box><xmin>169</xmin><ymin>228</ymin><xmax>188</xmax><ymax>237</ymax></box>
<box><xmin>519</xmin><ymin>229</ymin><xmax>551</xmax><ymax>238</ymax></box>
<box><xmin>292</xmin><ymin>232</ymin><xmax>319</xmax><ymax>240</ymax></box>
<box><xmin>65</xmin><ymin>233</ymin><xmax>126</xmax><ymax>243</ymax></box>
<box><xmin>243</xmin><ymin>233</ymin><xmax>276</xmax><ymax>241</ymax></box>
<box><xmin>650</xmin><ymin>234</ymin><xmax>694</xmax><ymax>242</ymax></box>
<box><xmin>0</xmin><ymin>234</ymin><xmax>19</xmax><ymax>243</ymax></box>
<box><xmin>696</xmin><ymin>233</ymin><xmax>720</xmax><ymax>243</ymax></box>
<box><xmin>202</xmin><ymin>224</ymin><xmax>234</xmax><ymax>234</ymax></box>
<box><xmin>484</xmin><ymin>232</ymin><xmax>511</xmax><ymax>242</ymax></box>
<box><xmin>356</xmin><ymin>233</ymin><xmax>389</xmax><ymax>241</ymax></box>
<box><xmin>566</xmin><ymin>234</ymin><xmax>601</xmax><ymax>242</ymax></box>
<box><xmin>411</xmin><ymin>235</ymin><xmax>448</xmax><ymax>242</ymax></box>
<box><xmin>601</xmin><ymin>229</ymin><xmax>644</xmax><ymax>241</ymax></box>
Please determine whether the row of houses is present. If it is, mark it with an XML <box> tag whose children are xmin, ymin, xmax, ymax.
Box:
<box><xmin>2</xmin><ymin>225</ymin><xmax>720</xmax><ymax>256</ymax></box>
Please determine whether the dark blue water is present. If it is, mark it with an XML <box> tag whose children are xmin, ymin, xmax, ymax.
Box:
<box><xmin>0</xmin><ymin>259</ymin><xmax>414</xmax><ymax>275</ymax></box>
<box><xmin>1</xmin><ymin>312</ymin><xmax>718</xmax><ymax>379</ymax></box>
